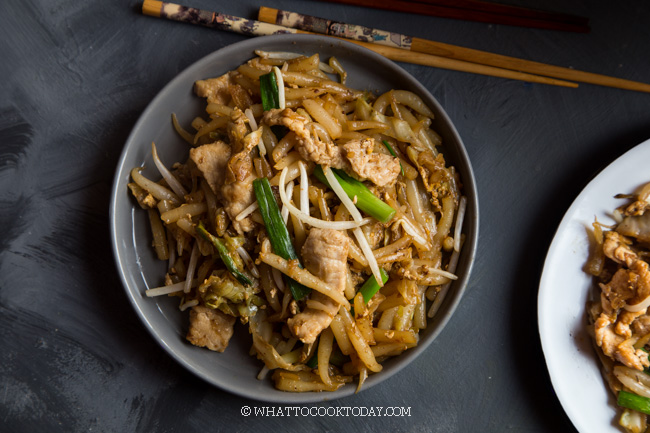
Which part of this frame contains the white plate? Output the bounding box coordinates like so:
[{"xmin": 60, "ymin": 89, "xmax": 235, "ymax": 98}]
[{"xmin": 539, "ymin": 138, "xmax": 650, "ymax": 432}]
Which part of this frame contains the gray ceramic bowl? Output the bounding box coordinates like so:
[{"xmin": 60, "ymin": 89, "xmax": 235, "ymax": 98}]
[{"xmin": 110, "ymin": 34, "xmax": 478, "ymax": 403}]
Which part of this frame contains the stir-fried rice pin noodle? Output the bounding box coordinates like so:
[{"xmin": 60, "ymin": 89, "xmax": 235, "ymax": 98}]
[{"xmin": 128, "ymin": 50, "xmax": 465, "ymax": 392}]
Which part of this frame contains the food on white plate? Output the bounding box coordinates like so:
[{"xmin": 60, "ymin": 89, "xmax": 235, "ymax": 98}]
[
  {"xmin": 128, "ymin": 50, "xmax": 466, "ymax": 392},
  {"xmin": 586, "ymin": 181, "xmax": 650, "ymax": 431}
]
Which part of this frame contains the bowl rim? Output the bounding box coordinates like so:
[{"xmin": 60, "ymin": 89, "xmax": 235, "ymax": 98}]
[{"xmin": 109, "ymin": 33, "xmax": 479, "ymax": 403}]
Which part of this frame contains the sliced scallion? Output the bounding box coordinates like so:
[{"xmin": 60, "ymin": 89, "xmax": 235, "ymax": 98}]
[
  {"xmin": 196, "ymin": 222, "xmax": 252, "ymax": 286},
  {"xmin": 260, "ymin": 71, "xmax": 280, "ymax": 112},
  {"xmin": 253, "ymin": 177, "xmax": 311, "ymax": 300},
  {"xmin": 359, "ymin": 268, "xmax": 389, "ymax": 303},
  {"xmin": 313, "ymin": 165, "xmax": 396, "ymax": 223},
  {"xmin": 306, "ymin": 353, "xmax": 319, "ymax": 369},
  {"xmin": 618, "ymin": 390, "xmax": 650, "ymax": 415}
]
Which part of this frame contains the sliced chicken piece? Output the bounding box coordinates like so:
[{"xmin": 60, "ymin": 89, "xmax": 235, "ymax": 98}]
[
  {"xmin": 416, "ymin": 150, "xmax": 459, "ymax": 210},
  {"xmin": 189, "ymin": 141, "xmax": 231, "ymax": 196},
  {"xmin": 287, "ymin": 228, "xmax": 349, "ymax": 344},
  {"xmin": 594, "ymin": 315, "xmax": 624, "ymax": 358},
  {"xmin": 186, "ymin": 305, "xmax": 236, "ymax": 352},
  {"xmin": 227, "ymin": 106, "xmax": 249, "ymax": 150},
  {"xmin": 220, "ymin": 115, "xmax": 261, "ymax": 234},
  {"xmin": 632, "ymin": 314, "xmax": 650, "ymax": 335},
  {"xmin": 615, "ymin": 338, "xmax": 650, "ymax": 370},
  {"xmin": 342, "ymin": 138, "xmax": 400, "ymax": 187},
  {"xmin": 602, "ymin": 231, "xmax": 638, "ymax": 267},
  {"xmin": 616, "ymin": 309, "xmax": 648, "ymax": 339},
  {"xmin": 263, "ymin": 109, "xmax": 402, "ymax": 189},
  {"xmin": 194, "ymin": 72, "xmax": 234, "ymax": 105},
  {"xmin": 263, "ymin": 108, "xmax": 347, "ymax": 169},
  {"xmin": 600, "ymin": 268, "xmax": 638, "ymax": 311},
  {"xmin": 628, "ymin": 259, "xmax": 650, "ymax": 306},
  {"xmin": 600, "ymin": 237, "xmax": 650, "ymax": 309},
  {"xmin": 593, "ymin": 231, "xmax": 650, "ymax": 370}
]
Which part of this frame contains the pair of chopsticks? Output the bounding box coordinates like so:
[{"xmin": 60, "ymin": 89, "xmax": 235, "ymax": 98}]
[
  {"xmin": 259, "ymin": 6, "xmax": 650, "ymax": 93},
  {"xmin": 315, "ymin": 0, "xmax": 590, "ymax": 33},
  {"xmin": 141, "ymin": 0, "xmax": 650, "ymax": 93}
]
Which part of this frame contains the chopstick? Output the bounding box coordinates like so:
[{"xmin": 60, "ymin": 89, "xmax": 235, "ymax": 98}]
[
  {"xmin": 407, "ymin": 0, "xmax": 589, "ymax": 27},
  {"xmin": 313, "ymin": 0, "xmax": 590, "ymax": 33},
  {"xmin": 141, "ymin": 0, "xmax": 578, "ymax": 88},
  {"xmin": 259, "ymin": 6, "xmax": 650, "ymax": 94}
]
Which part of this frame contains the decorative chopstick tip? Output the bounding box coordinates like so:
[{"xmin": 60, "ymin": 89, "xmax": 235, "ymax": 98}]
[{"xmin": 142, "ymin": 0, "xmax": 163, "ymax": 17}]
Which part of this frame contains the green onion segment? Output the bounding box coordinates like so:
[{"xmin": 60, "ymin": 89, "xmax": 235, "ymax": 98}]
[
  {"xmin": 260, "ymin": 71, "xmax": 280, "ymax": 111},
  {"xmin": 359, "ymin": 268, "xmax": 389, "ymax": 303},
  {"xmin": 196, "ymin": 222, "xmax": 253, "ymax": 286},
  {"xmin": 253, "ymin": 177, "xmax": 311, "ymax": 300},
  {"xmin": 618, "ymin": 391, "xmax": 650, "ymax": 415},
  {"xmin": 313, "ymin": 165, "xmax": 396, "ymax": 223}
]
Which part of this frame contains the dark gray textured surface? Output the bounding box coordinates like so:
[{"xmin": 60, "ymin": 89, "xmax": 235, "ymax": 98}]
[{"xmin": 2, "ymin": 0, "xmax": 649, "ymax": 431}]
